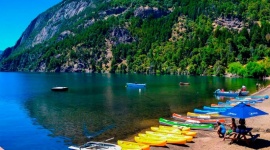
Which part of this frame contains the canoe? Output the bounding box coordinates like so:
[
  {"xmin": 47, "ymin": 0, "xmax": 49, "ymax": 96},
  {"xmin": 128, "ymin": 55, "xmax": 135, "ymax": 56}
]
[
  {"xmin": 229, "ymin": 98, "xmax": 264, "ymax": 103},
  {"xmin": 225, "ymin": 100, "xmax": 257, "ymax": 106},
  {"xmin": 239, "ymin": 95, "xmax": 269, "ymax": 99},
  {"xmin": 150, "ymin": 126, "xmax": 197, "ymax": 137},
  {"xmin": 214, "ymin": 89, "xmax": 239, "ymax": 97},
  {"xmin": 210, "ymin": 104, "xmax": 234, "ymax": 108},
  {"xmin": 235, "ymin": 96, "xmax": 264, "ymax": 101},
  {"xmin": 126, "ymin": 83, "xmax": 146, "ymax": 88},
  {"xmin": 203, "ymin": 106, "xmax": 230, "ymax": 111},
  {"xmin": 158, "ymin": 119, "xmax": 190, "ymax": 131},
  {"xmin": 68, "ymin": 141, "xmax": 121, "ymax": 150},
  {"xmin": 134, "ymin": 136, "xmax": 166, "ymax": 146},
  {"xmin": 193, "ymin": 108, "xmax": 223, "ymax": 114},
  {"xmin": 117, "ymin": 140, "xmax": 150, "ymax": 150},
  {"xmin": 179, "ymin": 82, "xmax": 190, "ymax": 85},
  {"xmin": 138, "ymin": 133, "xmax": 186, "ymax": 145},
  {"xmin": 51, "ymin": 87, "xmax": 68, "ymax": 91},
  {"xmin": 159, "ymin": 118, "xmax": 214, "ymax": 130},
  {"xmin": 158, "ymin": 125, "xmax": 190, "ymax": 131},
  {"xmin": 187, "ymin": 112, "xmax": 228, "ymax": 119},
  {"xmin": 172, "ymin": 113, "xmax": 225, "ymax": 124},
  {"xmin": 145, "ymin": 131, "xmax": 193, "ymax": 142}
]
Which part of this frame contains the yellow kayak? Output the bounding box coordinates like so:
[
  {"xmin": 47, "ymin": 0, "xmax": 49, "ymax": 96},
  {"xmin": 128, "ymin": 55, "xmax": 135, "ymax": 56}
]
[
  {"xmin": 134, "ymin": 136, "xmax": 167, "ymax": 146},
  {"xmin": 159, "ymin": 125, "xmax": 190, "ymax": 131},
  {"xmin": 151, "ymin": 126, "xmax": 197, "ymax": 137},
  {"xmin": 117, "ymin": 140, "xmax": 150, "ymax": 150},
  {"xmin": 138, "ymin": 133, "xmax": 186, "ymax": 145},
  {"xmin": 145, "ymin": 131, "xmax": 193, "ymax": 142}
]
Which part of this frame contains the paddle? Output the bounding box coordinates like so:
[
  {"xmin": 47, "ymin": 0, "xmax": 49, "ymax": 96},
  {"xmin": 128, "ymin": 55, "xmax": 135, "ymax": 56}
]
[{"xmin": 83, "ymin": 123, "xmax": 115, "ymax": 139}]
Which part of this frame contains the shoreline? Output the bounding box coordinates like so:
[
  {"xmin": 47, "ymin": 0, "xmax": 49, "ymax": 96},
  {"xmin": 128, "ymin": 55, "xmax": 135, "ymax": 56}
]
[{"xmin": 126, "ymin": 85, "xmax": 270, "ymax": 150}]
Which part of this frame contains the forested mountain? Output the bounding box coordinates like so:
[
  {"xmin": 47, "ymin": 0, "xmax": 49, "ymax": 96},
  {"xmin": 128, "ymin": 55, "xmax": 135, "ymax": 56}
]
[{"xmin": 0, "ymin": 0, "xmax": 270, "ymax": 78}]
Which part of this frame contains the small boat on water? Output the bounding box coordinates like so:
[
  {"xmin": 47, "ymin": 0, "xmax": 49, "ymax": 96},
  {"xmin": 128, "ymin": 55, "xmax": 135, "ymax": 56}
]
[
  {"xmin": 214, "ymin": 89, "xmax": 239, "ymax": 97},
  {"xmin": 68, "ymin": 141, "xmax": 121, "ymax": 150},
  {"xmin": 126, "ymin": 83, "xmax": 146, "ymax": 88},
  {"xmin": 179, "ymin": 82, "xmax": 190, "ymax": 85},
  {"xmin": 214, "ymin": 88, "xmax": 249, "ymax": 97},
  {"xmin": 51, "ymin": 87, "xmax": 68, "ymax": 91},
  {"xmin": 239, "ymin": 90, "xmax": 249, "ymax": 96}
]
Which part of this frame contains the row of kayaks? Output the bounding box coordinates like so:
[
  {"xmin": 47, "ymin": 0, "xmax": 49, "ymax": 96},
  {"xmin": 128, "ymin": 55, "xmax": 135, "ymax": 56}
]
[
  {"xmin": 120, "ymin": 125, "xmax": 196, "ymax": 149},
  {"xmin": 116, "ymin": 110, "xmax": 228, "ymax": 149},
  {"xmin": 191, "ymin": 95, "xmax": 269, "ymax": 116},
  {"xmin": 69, "ymin": 123, "xmax": 197, "ymax": 150},
  {"xmin": 69, "ymin": 113, "xmax": 221, "ymax": 149},
  {"xmin": 70, "ymin": 94, "xmax": 269, "ymax": 150},
  {"xmin": 68, "ymin": 112, "xmax": 214, "ymax": 150}
]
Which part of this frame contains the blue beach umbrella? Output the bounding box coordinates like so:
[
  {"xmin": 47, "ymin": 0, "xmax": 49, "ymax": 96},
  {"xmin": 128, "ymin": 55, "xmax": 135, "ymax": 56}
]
[{"xmin": 220, "ymin": 102, "xmax": 268, "ymax": 119}]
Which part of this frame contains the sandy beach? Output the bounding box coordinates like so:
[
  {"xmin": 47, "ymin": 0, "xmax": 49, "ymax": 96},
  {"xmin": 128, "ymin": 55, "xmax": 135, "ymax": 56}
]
[{"xmin": 148, "ymin": 86, "xmax": 270, "ymax": 150}]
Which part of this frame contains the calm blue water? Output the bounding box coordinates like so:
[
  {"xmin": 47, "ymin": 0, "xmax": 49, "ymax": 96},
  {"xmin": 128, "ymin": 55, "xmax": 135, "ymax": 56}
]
[{"xmin": 0, "ymin": 72, "xmax": 268, "ymax": 149}]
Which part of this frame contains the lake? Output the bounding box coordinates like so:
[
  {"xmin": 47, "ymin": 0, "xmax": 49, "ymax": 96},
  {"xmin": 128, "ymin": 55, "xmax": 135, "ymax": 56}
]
[{"xmin": 0, "ymin": 72, "xmax": 268, "ymax": 149}]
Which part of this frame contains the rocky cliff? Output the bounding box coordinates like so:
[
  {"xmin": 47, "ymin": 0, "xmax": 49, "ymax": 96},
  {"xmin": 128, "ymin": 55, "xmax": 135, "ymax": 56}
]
[{"xmin": 0, "ymin": 0, "xmax": 170, "ymax": 72}]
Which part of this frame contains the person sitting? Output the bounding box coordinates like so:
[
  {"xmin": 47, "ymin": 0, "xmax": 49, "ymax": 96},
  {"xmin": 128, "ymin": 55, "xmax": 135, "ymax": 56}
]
[
  {"xmin": 230, "ymin": 119, "xmax": 249, "ymax": 144},
  {"xmin": 237, "ymin": 119, "xmax": 246, "ymax": 131},
  {"xmin": 223, "ymin": 118, "xmax": 237, "ymax": 140},
  {"xmin": 217, "ymin": 121, "xmax": 226, "ymax": 138}
]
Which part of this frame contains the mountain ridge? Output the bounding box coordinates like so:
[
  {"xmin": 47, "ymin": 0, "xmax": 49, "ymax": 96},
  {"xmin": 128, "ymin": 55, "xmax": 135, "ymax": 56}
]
[{"xmin": 0, "ymin": 0, "xmax": 270, "ymax": 78}]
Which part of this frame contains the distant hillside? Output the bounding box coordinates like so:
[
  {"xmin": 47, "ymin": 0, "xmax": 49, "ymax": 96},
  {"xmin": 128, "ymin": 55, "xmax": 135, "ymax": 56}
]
[{"xmin": 0, "ymin": 0, "xmax": 270, "ymax": 78}]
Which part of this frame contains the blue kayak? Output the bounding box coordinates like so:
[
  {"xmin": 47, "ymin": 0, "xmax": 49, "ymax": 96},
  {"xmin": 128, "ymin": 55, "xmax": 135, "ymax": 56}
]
[
  {"xmin": 126, "ymin": 83, "xmax": 146, "ymax": 88},
  {"xmin": 203, "ymin": 106, "xmax": 229, "ymax": 111},
  {"xmin": 194, "ymin": 108, "xmax": 225, "ymax": 114}
]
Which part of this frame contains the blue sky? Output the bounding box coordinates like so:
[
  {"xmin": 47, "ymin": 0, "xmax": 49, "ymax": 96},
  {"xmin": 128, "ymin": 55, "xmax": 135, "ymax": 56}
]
[{"xmin": 0, "ymin": 0, "xmax": 62, "ymax": 50}]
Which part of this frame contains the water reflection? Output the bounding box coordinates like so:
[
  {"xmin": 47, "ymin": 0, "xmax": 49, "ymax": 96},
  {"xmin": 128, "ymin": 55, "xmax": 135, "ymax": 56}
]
[{"xmin": 1, "ymin": 73, "xmax": 267, "ymax": 148}]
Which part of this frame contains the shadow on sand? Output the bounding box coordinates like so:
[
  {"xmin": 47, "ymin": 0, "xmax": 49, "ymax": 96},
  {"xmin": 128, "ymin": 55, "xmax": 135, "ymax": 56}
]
[{"xmin": 236, "ymin": 139, "xmax": 270, "ymax": 149}]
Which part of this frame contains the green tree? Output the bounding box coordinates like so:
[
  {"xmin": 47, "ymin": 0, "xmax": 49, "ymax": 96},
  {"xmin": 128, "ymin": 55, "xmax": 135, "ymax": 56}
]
[
  {"xmin": 246, "ymin": 61, "xmax": 266, "ymax": 78},
  {"xmin": 227, "ymin": 62, "xmax": 243, "ymax": 76}
]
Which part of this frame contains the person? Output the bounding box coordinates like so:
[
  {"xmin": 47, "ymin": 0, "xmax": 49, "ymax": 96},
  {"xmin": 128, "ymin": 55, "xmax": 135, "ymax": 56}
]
[
  {"xmin": 217, "ymin": 121, "xmax": 226, "ymax": 138},
  {"xmin": 241, "ymin": 85, "xmax": 246, "ymax": 91},
  {"xmin": 223, "ymin": 118, "xmax": 237, "ymax": 140},
  {"xmin": 256, "ymin": 83, "xmax": 259, "ymax": 91},
  {"xmin": 237, "ymin": 119, "xmax": 246, "ymax": 131},
  {"xmin": 229, "ymin": 119, "xmax": 248, "ymax": 144}
]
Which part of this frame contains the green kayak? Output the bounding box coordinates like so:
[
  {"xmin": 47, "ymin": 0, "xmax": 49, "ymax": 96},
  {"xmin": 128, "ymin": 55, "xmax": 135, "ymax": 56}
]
[{"xmin": 159, "ymin": 118, "xmax": 214, "ymax": 130}]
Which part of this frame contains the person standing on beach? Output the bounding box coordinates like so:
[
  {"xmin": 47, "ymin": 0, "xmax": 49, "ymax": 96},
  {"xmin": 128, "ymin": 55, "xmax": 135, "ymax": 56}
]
[{"xmin": 256, "ymin": 83, "xmax": 259, "ymax": 91}]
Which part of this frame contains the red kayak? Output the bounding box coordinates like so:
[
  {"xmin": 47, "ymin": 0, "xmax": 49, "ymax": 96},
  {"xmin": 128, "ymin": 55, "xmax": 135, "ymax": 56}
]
[{"xmin": 172, "ymin": 113, "xmax": 225, "ymax": 124}]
